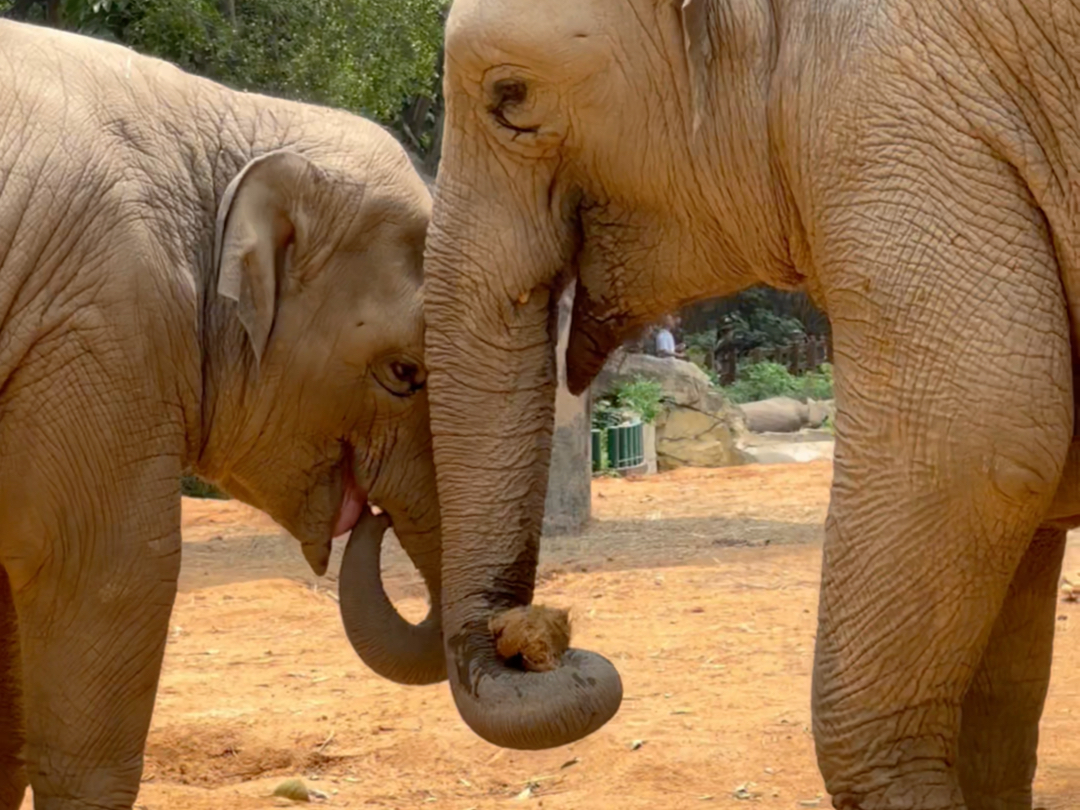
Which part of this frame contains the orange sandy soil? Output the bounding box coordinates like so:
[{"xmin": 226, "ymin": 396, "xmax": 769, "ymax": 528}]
[{"xmin": 22, "ymin": 461, "xmax": 1080, "ymax": 809}]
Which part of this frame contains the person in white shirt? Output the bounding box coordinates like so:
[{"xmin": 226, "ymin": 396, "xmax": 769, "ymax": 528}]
[
  {"xmin": 655, "ymin": 325, "xmax": 676, "ymax": 356},
  {"xmin": 654, "ymin": 314, "xmax": 682, "ymax": 358}
]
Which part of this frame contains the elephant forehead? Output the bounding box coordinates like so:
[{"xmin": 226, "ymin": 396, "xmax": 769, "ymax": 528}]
[{"xmin": 445, "ymin": 0, "xmax": 615, "ymax": 73}]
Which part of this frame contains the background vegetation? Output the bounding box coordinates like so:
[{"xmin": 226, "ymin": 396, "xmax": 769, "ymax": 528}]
[
  {"xmin": 722, "ymin": 361, "xmax": 833, "ymax": 405},
  {"xmin": 592, "ymin": 377, "xmax": 665, "ymax": 430},
  {"xmin": 180, "ymin": 473, "xmax": 228, "ymax": 499},
  {"xmin": 680, "ymin": 287, "xmax": 829, "ymax": 357}
]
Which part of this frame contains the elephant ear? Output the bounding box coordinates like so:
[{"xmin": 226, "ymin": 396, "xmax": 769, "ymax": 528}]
[
  {"xmin": 214, "ymin": 150, "xmax": 318, "ymax": 367},
  {"xmin": 678, "ymin": 0, "xmax": 717, "ymax": 135}
]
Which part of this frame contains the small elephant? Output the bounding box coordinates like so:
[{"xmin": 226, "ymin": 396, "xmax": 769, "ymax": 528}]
[
  {"xmin": 421, "ymin": 0, "xmax": 1080, "ymax": 806},
  {"xmin": 0, "ymin": 20, "xmax": 442, "ymax": 810},
  {"xmin": 739, "ymin": 396, "xmax": 832, "ymax": 433}
]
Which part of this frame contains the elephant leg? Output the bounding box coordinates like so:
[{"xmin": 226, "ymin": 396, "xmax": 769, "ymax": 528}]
[
  {"xmin": 0, "ymin": 566, "xmax": 27, "ymax": 810},
  {"xmin": 13, "ymin": 475, "xmax": 181, "ymax": 809},
  {"xmin": 957, "ymin": 525, "xmax": 1067, "ymax": 810},
  {"xmin": 809, "ymin": 143, "xmax": 1072, "ymax": 808}
]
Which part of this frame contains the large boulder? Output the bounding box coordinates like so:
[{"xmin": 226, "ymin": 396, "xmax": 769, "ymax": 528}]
[
  {"xmin": 593, "ymin": 350, "xmax": 717, "ymax": 409},
  {"xmin": 592, "ymin": 351, "xmax": 750, "ymax": 471},
  {"xmin": 738, "ymin": 396, "xmax": 835, "ymax": 433},
  {"xmin": 654, "ymin": 394, "xmax": 750, "ymax": 470}
]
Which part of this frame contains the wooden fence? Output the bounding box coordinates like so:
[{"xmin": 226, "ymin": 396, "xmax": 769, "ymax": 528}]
[{"xmin": 711, "ymin": 335, "xmax": 833, "ymax": 385}]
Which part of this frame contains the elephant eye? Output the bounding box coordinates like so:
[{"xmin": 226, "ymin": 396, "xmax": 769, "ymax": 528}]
[
  {"xmin": 392, "ymin": 361, "xmax": 421, "ymax": 386},
  {"xmin": 489, "ymin": 79, "xmax": 540, "ymax": 134},
  {"xmin": 374, "ymin": 357, "xmax": 427, "ymax": 398}
]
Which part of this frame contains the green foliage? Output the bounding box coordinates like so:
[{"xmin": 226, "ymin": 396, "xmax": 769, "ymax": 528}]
[
  {"xmin": 592, "ymin": 376, "xmax": 665, "ymax": 429},
  {"xmin": 683, "ymin": 305, "xmax": 805, "ymax": 382},
  {"xmin": 613, "ymin": 378, "xmax": 665, "ymax": 423},
  {"xmin": 590, "ymin": 398, "xmax": 623, "ymax": 431},
  {"xmin": 802, "ymin": 362, "xmax": 834, "ymax": 401},
  {"xmin": 8, "ymin": 0, "xmax": 448, "ymax": 137},
  {"xmin": 181, "ymin": 474, "xmax": 228, "ymax": 499},
  {"xmin": 723, "ymin": 361, "xmax": 834, "ymax": 404},
  {"xmin": 724, "ymin": 361, "xmax": 800, "ymax": 404},
  {"xmin": 719, "ymin": 310, "xmax": 805, "ymax": 353},
  {"xmin": 680, "ymin": 286, "xmax": 829, "ymax": 351},
  {"xmin": 682, "ymin": 330, "xmax": 718, "ymax": 353},
  {"xmin": 683, "ymin": 288, "xmax": 810, "ymax": 357},
  {"xmin": 681, "ymin": 330, "xmax": 715, "ymax": 372}
]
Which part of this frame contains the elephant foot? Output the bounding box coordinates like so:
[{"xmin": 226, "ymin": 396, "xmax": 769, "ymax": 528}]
[
  {"xmin": 32, "ymin": 800, "xmax": 133, "ymax": 810},
  {"xmin": 958, "ymin": 791, "xmax": 1032, "ymax": 810},
  {"xmin": 28, "ymin": 763, "xmax": 142, "ymax": 810},
  {"xmin": 829, "ymin": 778, "xmax": 966, "ymax": 810}
]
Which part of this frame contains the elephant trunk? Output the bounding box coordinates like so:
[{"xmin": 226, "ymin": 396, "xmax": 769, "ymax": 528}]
[
  {"xmin": 337, "ymin": 507, "xmax": 445, "ymax": 685},
  {"xmin": 424, "ymin": 199, "xmax": 623, "ymax": 749}
]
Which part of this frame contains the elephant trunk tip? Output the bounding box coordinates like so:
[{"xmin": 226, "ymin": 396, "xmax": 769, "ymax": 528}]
[{"xmin": 446, "ymin": 604, "xmax": 623, "ymax": 750}]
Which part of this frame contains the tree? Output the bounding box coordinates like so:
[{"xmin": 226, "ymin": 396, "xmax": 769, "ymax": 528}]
[
  {"xmin": 680, "ymin": 287, "xmax": 830, "ymax": 354},
  {"xmin": 395, "ymin": 4, "xmax": 446, "ymax": 177}
]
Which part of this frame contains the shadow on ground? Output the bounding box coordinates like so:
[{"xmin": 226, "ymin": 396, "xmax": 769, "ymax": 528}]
[{"xmin": 179, "ymin": 516, "xmax": 825, "ymax": 595}]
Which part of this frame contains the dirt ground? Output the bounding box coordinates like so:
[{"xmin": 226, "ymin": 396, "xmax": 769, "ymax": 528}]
[{"xmin": 22, "ymin": 460, "xmax": 1080, "ymax": 808}]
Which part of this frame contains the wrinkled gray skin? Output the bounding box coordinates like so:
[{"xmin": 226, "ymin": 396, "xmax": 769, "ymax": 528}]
[
  {"xmin": 423, "ymin": 0, "xmax": 1080, "ymax": 807},
  {"xmin": 739, "ymin": 397, "xmax": 831, "ymax": 433},
  {"xmin": 0, "ymin": 21, "xmax": 443, "ymax": 810}
]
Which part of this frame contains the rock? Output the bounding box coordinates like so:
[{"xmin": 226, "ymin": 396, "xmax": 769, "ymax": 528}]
[
  {"xmin": 593, "ymin": 351, "xmax": 750, "ymax": 471},
  {"xmin": 806, "ymin": 398, "xmax": 834, "ymax": 427},
  {"xmin": 592, "ymin": 350, "xmax": 717, "ymax": 409},
  {"xmin": 738, "ymin": 396, "xmax": 834, "ymax": 433},
  {"xmin": 655, "ymin": 405, "xmax": 749, "ymax": 470},
  {"xmin": 741, "ymin": 439, "xmax": 835, "ymax": 465},
  {"xmin": 273, "ymin": 779, "xmax": 311, "ymax": 802}
]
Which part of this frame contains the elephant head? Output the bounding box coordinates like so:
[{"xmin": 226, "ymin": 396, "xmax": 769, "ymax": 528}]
[
  {"xmin": 196, "ymin": 141, "xmax": 444, "ymax": 685},
  {"xmin": 424, "ymin": 0, "xmax": 800, "ymax": 746}
]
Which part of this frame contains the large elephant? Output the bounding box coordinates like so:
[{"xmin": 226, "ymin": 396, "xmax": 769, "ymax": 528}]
[
  {"xmin": 0, "ymin": 20, "xmax": 443, "ymax": 810},
  {"xmin": 423, "ymin": 0, "xmax": 1080, "ymax": 807}
]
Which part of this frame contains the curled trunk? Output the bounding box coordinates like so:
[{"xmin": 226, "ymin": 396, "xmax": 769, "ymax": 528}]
[
  {"xmin": 424, "ymin": 188, "xmax": 623, "ymax": 749},
  {"xmin": 337, "ymin": 508, "xmax": 445, "ymax": 685},
  {"xmin": 445, "ymin": 622, "xmax": 622, "ymax": 749}
]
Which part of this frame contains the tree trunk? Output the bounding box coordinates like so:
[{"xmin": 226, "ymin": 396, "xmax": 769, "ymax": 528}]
[{"xmin": 542, "ymin": 283, "xmax": 591, "ymax": 537}]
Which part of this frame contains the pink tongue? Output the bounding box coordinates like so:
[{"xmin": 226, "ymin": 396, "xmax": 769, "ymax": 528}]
[{"xmin": 333, "ymin": 485, "xmax": 367, "ymax": 538}]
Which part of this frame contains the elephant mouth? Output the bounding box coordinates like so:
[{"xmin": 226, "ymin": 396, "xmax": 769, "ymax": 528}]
[{"xmin": 332, "ymin": 443, "xmax": 368, "ymax": 538}]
